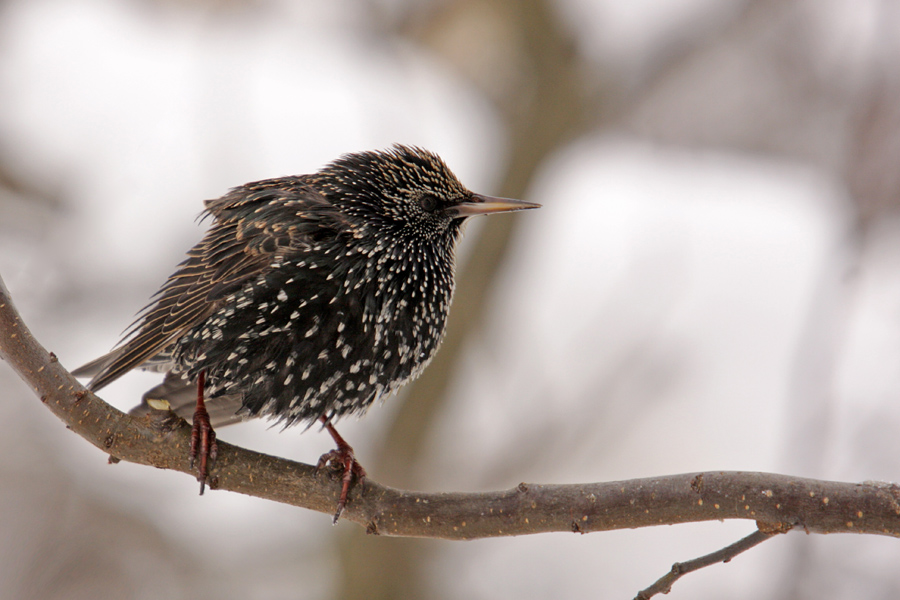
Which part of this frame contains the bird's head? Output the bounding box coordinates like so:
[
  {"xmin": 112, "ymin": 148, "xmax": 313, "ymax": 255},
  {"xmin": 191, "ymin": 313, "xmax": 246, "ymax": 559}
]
[{"xmin": 313, "ymin": 145, "xmax": 539, "ymax": 244}]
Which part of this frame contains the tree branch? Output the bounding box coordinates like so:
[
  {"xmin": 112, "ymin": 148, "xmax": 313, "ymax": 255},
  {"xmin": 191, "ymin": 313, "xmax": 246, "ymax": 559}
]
[
  {"xmin": 2, "ymin": 273, "xmax": 900, "ymax": 541},
  {"xmin": 635, "ymin": 526, "xmax": 782, "ymax": 599}
]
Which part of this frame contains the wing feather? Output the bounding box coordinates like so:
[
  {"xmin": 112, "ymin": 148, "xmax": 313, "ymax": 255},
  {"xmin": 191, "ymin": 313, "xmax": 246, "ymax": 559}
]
[{"xmin": 81, "ymin": 178, "xmax": 343, "ymax": 391}]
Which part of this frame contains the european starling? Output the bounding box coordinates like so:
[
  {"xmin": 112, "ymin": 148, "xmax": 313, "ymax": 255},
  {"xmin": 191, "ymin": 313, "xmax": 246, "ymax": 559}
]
[{"xmin": 74, "ymin": 145, "xmax": 539, "ymax": 520}]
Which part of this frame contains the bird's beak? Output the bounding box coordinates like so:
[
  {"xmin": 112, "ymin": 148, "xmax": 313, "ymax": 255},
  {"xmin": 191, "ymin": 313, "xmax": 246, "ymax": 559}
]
[{"xmin": 452, "ymin": 194, "xmax": 541, "ymax": 218}]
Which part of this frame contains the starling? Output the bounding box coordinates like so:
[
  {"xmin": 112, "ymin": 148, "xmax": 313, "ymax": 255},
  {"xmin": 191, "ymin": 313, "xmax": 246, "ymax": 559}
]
[{"xmin": 74, "ymin": 145, "xmax": 539, "ymax": 520}]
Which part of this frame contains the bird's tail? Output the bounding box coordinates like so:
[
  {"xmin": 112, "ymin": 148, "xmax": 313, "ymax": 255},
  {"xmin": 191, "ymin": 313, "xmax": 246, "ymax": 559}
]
[
  {"xmin": 132, "ymin": 371, "xmax": 245, "ymax": 427},
  {"xmin": 72, "ymin": 348, "xmax": 174, "ymax": 391},
  {"xmin": 71, "ymin": 349, "xmax": 124, "ymax": 383}
]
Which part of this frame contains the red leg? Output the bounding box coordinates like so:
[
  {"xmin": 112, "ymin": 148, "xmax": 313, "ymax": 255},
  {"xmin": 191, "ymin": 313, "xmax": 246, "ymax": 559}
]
[
  {"xmin": 189, "ymin": 370, "xmax": 217, "ymax": 494},
  {"xmin": 316, "ymin": 416, "xmax": 366, "ymax": 523}
]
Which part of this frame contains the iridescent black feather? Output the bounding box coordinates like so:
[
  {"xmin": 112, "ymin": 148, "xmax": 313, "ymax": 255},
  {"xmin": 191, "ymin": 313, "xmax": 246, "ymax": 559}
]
[{"xmin": 75, "ymin": 146, "xmax": 538, "ymax": 431}]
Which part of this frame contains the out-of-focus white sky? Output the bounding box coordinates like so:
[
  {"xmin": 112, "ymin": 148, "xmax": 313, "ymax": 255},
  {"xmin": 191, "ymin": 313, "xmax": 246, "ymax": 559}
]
[{"xmin": 2, "ymin": 0, "xmax": 900, "ymax": 599}]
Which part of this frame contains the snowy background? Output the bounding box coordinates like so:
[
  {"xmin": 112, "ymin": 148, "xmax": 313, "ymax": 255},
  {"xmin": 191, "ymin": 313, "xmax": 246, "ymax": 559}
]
[{"xmin": 2, "ymin": 0, "xmax": 900, "ymax": 598}]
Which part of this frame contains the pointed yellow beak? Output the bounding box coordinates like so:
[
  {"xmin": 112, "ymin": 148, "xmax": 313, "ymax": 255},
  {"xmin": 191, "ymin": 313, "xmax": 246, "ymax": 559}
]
[{"xmin": 453, "ymin": 193, "xmax": 541, "ymax": 218}]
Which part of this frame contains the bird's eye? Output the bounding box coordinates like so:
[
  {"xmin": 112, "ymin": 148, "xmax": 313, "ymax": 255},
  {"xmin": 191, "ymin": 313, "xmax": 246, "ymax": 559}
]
[{"xmin": 419, "ymin": 195, "xmax": 438, "ymax": 213}]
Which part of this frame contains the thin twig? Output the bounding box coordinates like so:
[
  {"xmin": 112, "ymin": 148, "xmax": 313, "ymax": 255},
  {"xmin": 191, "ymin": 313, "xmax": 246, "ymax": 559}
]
[{"xmin": 635, "ymin": 526, "xmax": 785, "ymax": 599}]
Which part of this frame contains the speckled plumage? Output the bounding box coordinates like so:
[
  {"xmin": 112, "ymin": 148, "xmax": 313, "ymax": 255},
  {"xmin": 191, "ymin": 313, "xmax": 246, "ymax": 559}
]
[{"xmin": 76, "ymin": 146, "xmax": 538, "ymax": 433}]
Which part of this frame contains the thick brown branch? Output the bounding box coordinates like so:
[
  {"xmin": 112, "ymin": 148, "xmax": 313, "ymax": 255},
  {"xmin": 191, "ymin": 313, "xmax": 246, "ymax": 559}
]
[{"xmin": 2, "ymin": 274, "xmax": 900, "ymax": 540}]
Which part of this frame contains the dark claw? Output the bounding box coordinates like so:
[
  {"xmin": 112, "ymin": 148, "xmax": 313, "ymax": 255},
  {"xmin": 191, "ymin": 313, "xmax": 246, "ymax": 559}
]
[
  {"xmin": 317, "ymin": 418, "xmax": 366, "ymax": 523},
  {"xmin": 190, "ymin": 407, "xmax": 217, "ymax": 494},
  {"xmin": 317, "ymin": 447, "xmax": 366, "ymax": 523}
]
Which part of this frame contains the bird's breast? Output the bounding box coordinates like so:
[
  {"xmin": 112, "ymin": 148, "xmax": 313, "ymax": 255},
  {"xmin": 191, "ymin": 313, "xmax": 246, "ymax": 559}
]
[{"xmin": 173, "ymin": 244, "xmax": 456, "ymax": 427}]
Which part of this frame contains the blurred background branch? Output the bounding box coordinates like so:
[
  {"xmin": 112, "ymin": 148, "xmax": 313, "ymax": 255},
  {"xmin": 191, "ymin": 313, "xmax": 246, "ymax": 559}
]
[{"xmin": 337, "ymin": 2, "xmax": 593, "ymax": 596}]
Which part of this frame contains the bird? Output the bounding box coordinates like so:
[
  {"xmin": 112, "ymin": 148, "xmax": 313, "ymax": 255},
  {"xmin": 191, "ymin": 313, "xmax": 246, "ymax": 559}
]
[{"xmin": 73, "ymin": 145, "xmax": 539, "ymax": 521}]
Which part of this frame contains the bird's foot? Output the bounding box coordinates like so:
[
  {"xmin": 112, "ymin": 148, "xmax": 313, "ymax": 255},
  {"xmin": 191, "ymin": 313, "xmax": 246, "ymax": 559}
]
[
  {"xmin": 190, "ymin": 406, "xmax": 217, "ymax": 494},
  {"xmin": 317, "ymin": 442, "xmax": 366, "ymax": 524},
  {"xmin": 189, "ymin": 373, "xmax": 217, "ymax": 494}
]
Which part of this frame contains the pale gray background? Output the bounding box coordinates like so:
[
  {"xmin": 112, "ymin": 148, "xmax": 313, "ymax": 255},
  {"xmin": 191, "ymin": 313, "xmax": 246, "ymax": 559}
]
[{"xmin": 2, "ymin": 1, "xmax": 900, "ymax": 598}]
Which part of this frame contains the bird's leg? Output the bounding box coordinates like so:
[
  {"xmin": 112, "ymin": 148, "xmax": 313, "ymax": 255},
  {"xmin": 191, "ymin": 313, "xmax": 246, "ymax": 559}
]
[
  {"xmin": 189, "ymin": 370, "xmax": 217, "ymax": 494},
  {"xmin": 316, "ymin": 416, "xmax": 366, "ymax": 523}
]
